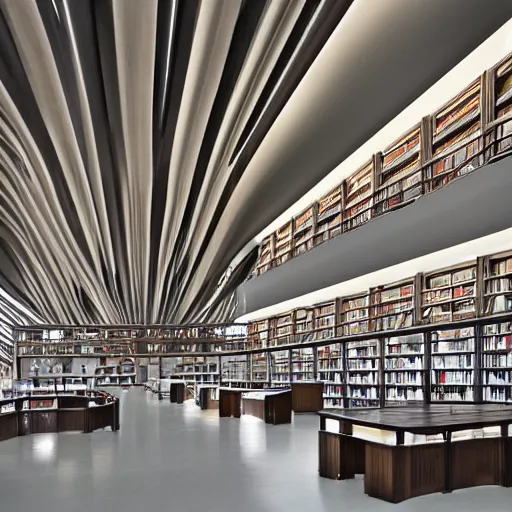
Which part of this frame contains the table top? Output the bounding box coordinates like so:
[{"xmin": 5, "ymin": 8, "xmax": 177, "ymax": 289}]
[{"xmin": 319, "ymin": 405, "xmax": 512, "ymax": 434}]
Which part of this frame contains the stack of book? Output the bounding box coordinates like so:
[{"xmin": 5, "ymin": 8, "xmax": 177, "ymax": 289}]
[
  {"xmin": 314, "ymin": 302, "xmax": 336, "ymax": 340},
  {"xmin": 483, "ymin": 252, "xmax": 512, "ymax": 315},
  {"xmin": 270, "ymin": 312, "xmax": 294, "ymax": 347},
  {"xmin": 341, "ymin": 293, "xmax": 370, "ymax": 336},
  {"xmin": 274, "ymin": 222, "xmax": 293, "ymax": 265},
  {"xmin": 270, "ymin": 351, "xmax": 290, "ymax": 384},
  {"xmin": 370, "ymin": 280, "xmax": 415, "ymax": 331},
  {"xmin": 292, "ymin": 347, "xmax": 314, "ymax": 382},
  {"xmin": 295, "ymin": 308, "xmax": 315, "ymax": 343}
]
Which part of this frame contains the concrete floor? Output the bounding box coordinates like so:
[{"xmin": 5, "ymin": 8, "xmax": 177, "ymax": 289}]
[{"xmin": 0, "ymin": 389, "xmax": 511, "ymax": 512}]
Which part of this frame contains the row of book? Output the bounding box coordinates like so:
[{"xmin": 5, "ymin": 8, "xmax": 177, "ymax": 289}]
[
  {"xmin": 247, "ymin": 250, "xmax": 512, "ymax": 350},
  {"xmin": 254, "ymin": 52, "xmax": 512, "ymax": 276},
  {"xmin": 222, "ymin": 323, "xmax": 512, "ymax": 408}
]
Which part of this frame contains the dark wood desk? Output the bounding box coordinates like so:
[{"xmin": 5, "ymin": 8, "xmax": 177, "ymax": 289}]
[
  {"xmin": 198, "ymin": 385, "xmax": 219, "ymax": 410},
  {"xmin": 168, "ymin": 380, "xmax": 185, "ymax": 404},
  {"xmin": 291, "ymin": 382, "xmax": 323, "ymax": 412},
  {"xmin": 318, "ymin": 405, "xmax": 512, "ymax": 503},
  {"xmin": 219, "ymin": 387, "xmax": 292, "ymax": 424},
  {"xmin": 242, "ymin": 390, "xmax": 292, "ymax": 425}
]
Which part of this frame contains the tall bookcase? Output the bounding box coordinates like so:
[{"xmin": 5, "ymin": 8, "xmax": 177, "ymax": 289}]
[
  {"xmin": 293, "ymin": 206, "xmax": 315, "ymax": 257},
  {"xmin": 421, "ymin": 262, "xmax": 478, "ymax": 324},
  {"xmin": 482, "ymin": 251, "xmax": 512, "ymax": 315},
  {"xmin": 384, "ymin": 334, "xmax": 424, "ymax": 405},
  {"xmin": 375, "ymin": 125, "xmax": 422, "ymax": 215},
  {"xmin": 426, "ymin": 78, "xmax": 483, "ymax": 192},
  {"xmin": 430, "ymin": 327, "xmax": 476, "ymax": 402},
  {"xmin": 314, "ymin": 186, "xmax": 342, "ymax": 246},
  {"xmin": 317, "ymin": 343, "xmax": 344, "ymax": 408},
  {"xmin": 346, "ymin": 339, "xmax": 380, "ymax": 408},
  {"xmin": 340, "ymin": 293, "xmax": 370, "ymax": 336}
]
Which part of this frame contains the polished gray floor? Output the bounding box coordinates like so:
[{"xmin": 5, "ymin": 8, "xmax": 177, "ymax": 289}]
[{"xmin": 0, "ymin": 389, "xmax": 511, "ymax": 512}]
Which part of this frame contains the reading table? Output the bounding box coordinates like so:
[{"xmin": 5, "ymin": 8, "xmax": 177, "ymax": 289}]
[{"xmin": 318, "ymin": 405, "xmax": 512, "ymax": 503}]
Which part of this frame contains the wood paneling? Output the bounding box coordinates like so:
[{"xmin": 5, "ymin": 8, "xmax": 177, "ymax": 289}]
[
  {"xmin": 365, "ymin": 442, "xmax": 444, "ymax": 503},
  {"xmin": 291, "ymin": 383, "xmax": 323, "ymax": 412},
  {"xmin": 31, "ymin": 410, "xmax": 58, "ymax": 434},
  {"xmin": 0, "ymin": 413, "xmax": 18, "ymax": 442},
  {"xmin": 318, "ymin": 431, "xmax": 365, "ymax": 480},
  {"xmin": 452, "ymin": 438, "xmax": 503, "ymax": 490},
  {"xmin": 219, "ymin": 389, "xmax": 241, "ymax": 418},
  {"xmin": 58, "ymin": 409, "xmax": 86, "ymax": 432}
]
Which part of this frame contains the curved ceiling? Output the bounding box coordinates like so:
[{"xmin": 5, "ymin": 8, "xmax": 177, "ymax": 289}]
[{"xmin": 0, "ymin": 0, "xmax": 511, "ymax": 360}]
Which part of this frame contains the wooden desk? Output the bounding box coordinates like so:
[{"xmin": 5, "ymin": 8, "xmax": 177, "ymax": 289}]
[
  {"xmin": 198, "ymin": 385, "xmax": 219, "ymax": 410},
  {"xmin": 242, "ymin": 390, "xmax": 292, "ymax": 425},
  {"xmin": 318, "ymin": 405, "xmax": 512, "ymax": 503},
  {"xmin": 168, "ymin": 380, "xmax": 185, "ymax": 404},
  {"xmin": 291, "ymin": 382, "xmax": 323, "ymax": 412},
  {"xmin": 219, "ymin": 387, "xmax": 292, "ymax": 424}
]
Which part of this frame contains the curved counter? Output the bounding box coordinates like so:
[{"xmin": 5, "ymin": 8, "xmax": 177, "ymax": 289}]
[{"xmin": 0, "ymin": 390, "xmax": 119, "ymax": 442}]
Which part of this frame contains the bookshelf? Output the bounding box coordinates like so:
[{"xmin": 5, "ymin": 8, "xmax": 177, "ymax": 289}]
[
  {"xmin": 317, "ymin": 343, "xmax": 344, "ymax": 408},
  {"xmin": 314, "ymin": 186, "xmax": 342, "ymax": 246},
  {"xmin": 313, "ymin": 301, "xmax": 336, "ymax": 341},
  {"xmin": 94, "ymin": 362, "xmax": 136, "ymax": 387},
  {"xmin": 483, "ymin": 251, "xmax": 512, "ymax": 315},
  {"xmin": 343, "ymin": 161, "xmax": 373, "ymax": 232},
  {"xmin": 291, "ymin": 347, "xmax": 315, "ymax": 382},
  {"xmin": 221, "ymin": 356, "xmax": 248, "ymax": 383},
  {"xmin": 375, "ymin": 126, "xmax": 422, "ymax": 215},
  {"xmin": 369, "ymin": 278, "xmax": 416, "ymax": 332},
  {"xmin": 295, "ymin": 307, "xmax": 315, "ymax": 343},
  {"xmin": 490, "ymin": 54, "xmax": 512, "ymax": 160},
  {"xmin": 427, "ymin": 79, "xmax": 483, "ymax": 192},
  {"xmin": 293, "ymin": 206, "xmax": 315, "ymax": 257},
  {"xmin": 248, "ymin": 319, "xmax": 269, "ymax": 350},
  {"xmin": 248, "ymin": 51, "xmax": 512, "ymax": 278},
  {"xmin": 384, "ymin": 334, "xmax": 424, "ymax": 404},
  {"xmin": 340, "ymin": 292, "xmax": 370, "ymax": 336},
  {"xmin": 481, "ymin": 321, "xmax": 512, "ymax": 402},
  {"xmin": 346, "ymin": 339, "xmax": 380, "ymax": 408},
  {"xmin": 274, "ymin": 221, "xmax": 293, "ymax": 265},
  {"xmin": 430, "ymin": 327, "xmax": 475, "ymax": 402},
  {"xmin": 270, "ymin": 311, "xmax": 294, "ymax": 347},
  {"xmin": 254, "ymin": 235, "xmax": 274, "ymax": 276},
  {"xmin": 421, "ymin": 262, "xmax": 478, "ymax": 324},
  {"xmin": 250, "ymin": 352, "xmax": 268, "ymax": 382},
  {"xmin": 171, "ymin": 356, "xmax": 219, "ymax": 385},
  {"xmin": 270, "ymin": 350, "xmax": 291, "ymax": 384}
]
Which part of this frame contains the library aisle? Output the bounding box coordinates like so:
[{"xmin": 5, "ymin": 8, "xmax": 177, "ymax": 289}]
[{"xmin": 0, "ymin": 390, "xmax": 510, "ymax": 512}]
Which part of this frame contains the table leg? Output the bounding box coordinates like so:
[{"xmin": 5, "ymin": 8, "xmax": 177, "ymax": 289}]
[{"xmin": 443, "ymin": 431, "xmax": 452, "ymax": 494}]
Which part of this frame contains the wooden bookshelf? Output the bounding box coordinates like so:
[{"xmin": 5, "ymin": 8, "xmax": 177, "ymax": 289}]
[
  {"xmin": 430, "ymin": 326, "xmax": 475, "ymax": 402},
  {"xmin": 481, "ymin": 320, "xmax": 512, "ymax": 403},
  {"xmin": 482, "ymin": 250, "xmax": 512, "ymax": 316},
  {"xmin": 317, "ymin": 343, "xmax": 344, "ymax": 408},
  {"xmin": 384, "ymin": 334, "xmax": 424, "ymax": 405},
  {"xmin": 254, "ymin": 235, "xmax": 274, "ymax": 276},
  {"xmin": 293, "ymin": 206, "xmax": 315, "ymax": 257},
  {"xmin": 247, "ymin": 319, "xmax": 269, "ymax": 350},
  {"xmin": 250, "ymin": 352, "xmax": 268, "ymax": 382},
  {"xmin": 221, "ymin": 356, "xmax": 248, "ymax": 383},
  {"xmin": 427, "ymin": 78, "xmax": 483, "ymax": 192},
  {"xmin": 269, "ymin": 311, "xmax": 294, "ymax": 347},
  {"xmin": 295, "ymin": 307, "xmax": 315, "ymax": 343},
  {"xmin": 291, "ymin": 347, "xmax": 314, "ymax": 382},
  {"xmin": 488, "ymin": 53, "xmax": 512, "ymax": 160},
  {"xmin": 346, "ymin": 339, "xmax": 380, "ymax": 408},
  {"xmin": 340, "ymin": 292, "xmax": 370, "ymax": 336},
  {"xmin": 343, "ymin": 160, "xmax": 373, "ymax": 232},
  {"xmin": 369, "ymin": 277, "xmax": 417, "ymax": 332},
  {"xmin": 171, "ymin": 356, "xmax": 219, "ymax": 386},
  {"xmin": 274, "ymin": 221, "xmax": 293, "ymax": 265},
  {"xmin": 270, "ymin": 350, "xmax": 290, "ymax": 385},
  {"xmin": 313, "ymin": 301, "xmax": 336, "ymax": 341},
  {"xmin": 421, "ymin": 262, "xmax": 478, "ymax": 324},
  {"xmin": 314, "ymin": 186, "xmax": 342, "ymax": 246},
  {"xmin": 375, "ymin": 125, "xmax": 422, "ymax": 215}
]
